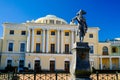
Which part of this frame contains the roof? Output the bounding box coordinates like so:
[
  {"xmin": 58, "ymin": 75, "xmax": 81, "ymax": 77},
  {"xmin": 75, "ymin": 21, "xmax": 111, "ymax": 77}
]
[{"xmin": 35, "ymin": 15, "xmax": 68, "ymax": 25}]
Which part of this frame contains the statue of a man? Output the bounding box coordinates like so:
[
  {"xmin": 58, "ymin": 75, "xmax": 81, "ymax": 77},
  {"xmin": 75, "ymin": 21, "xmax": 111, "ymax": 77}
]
[{"xmin": 72, "ymin": 10, "xmax": 88, "ymax": 42}]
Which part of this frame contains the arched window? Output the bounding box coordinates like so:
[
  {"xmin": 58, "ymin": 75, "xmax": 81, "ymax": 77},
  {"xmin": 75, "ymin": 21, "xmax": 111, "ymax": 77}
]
[{"xmin": 102, "ymin": 46, "xmax": 108, "ymax": 55}]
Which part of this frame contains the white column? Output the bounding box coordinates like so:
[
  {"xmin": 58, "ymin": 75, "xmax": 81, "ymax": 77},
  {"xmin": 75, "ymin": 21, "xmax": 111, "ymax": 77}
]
[
  {"xmin": 42, "ymin": 29, "xmax": 45, "ymax": 53},
  {"xmin": 61, "ymin": 30, "xmax": 64, "ymax": 53},
  {"xmin": 100, "ymin": 57, "xmax": 103, "ymax": 69},
  {"xmin": 110, "ymin": 57, "xmax": 112, "ymax": 70},
  {"xmin": 31, "ymin": 29, "xmax": 34, "ymax": 52},
  {"xmin": 46, "ymin": 30, "xmax": 49, "ymax": 53},
  {"xmin": 57, "ymin": 30, "xmax": 60, "ymax": 53},
  {"xmin": 71, "ymin": 31, "xmax": 74, "ymax": 49},
  {"xmin": 27, "ymin": 29, "xmax": 30, "ymax": 52}
]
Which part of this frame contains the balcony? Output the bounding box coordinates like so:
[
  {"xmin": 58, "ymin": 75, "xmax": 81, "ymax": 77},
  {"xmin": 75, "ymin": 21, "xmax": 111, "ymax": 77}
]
[{"xmin": 110, "ymin": 53, "xmax": 120, "ymax": 56}]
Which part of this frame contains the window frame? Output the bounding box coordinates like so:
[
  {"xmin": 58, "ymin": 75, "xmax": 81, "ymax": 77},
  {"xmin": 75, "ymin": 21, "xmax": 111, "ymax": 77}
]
[
  {"xmin": 89, "ymin": 34, "xmax": 93, "ymax": 38},
  {"xmin": 9, "ymin": 30, "xmax": 14, "ymax": 35},
  {"xmin": 65, "ymin": 44, "xmax": 69, "ymax": 53},
  {"xmin": 36, "ymin": 30, "xmax": 41, "ymax": 35},
  {"xmin": 20, "ymin": 42, "xmax": 26, "ymax": 52},
  {"xmin": 51, "ymin": 31, "xmax": 55, "ymax": 36},
  {"xmin": 89, "ymin": 45, "xmax": 94, "ymax": 54},
  {"xmin": 65, "ymin": 32, "xmax": 69, "ymax": 36},
  {"xmin": 36, "ymin": 43, "xmax": 41, "ymax": 53},
  {"xmin": 21, "ymin": 31, "xmax": 26, "ymax": 35},
  {"xmin": 8, "ymin": 41, "xmax": 14, "ymax": 52}
]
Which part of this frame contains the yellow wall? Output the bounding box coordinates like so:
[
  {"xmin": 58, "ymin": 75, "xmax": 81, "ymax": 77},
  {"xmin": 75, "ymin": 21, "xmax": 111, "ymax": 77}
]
[
  {"xmin": 98, "ymin": 43, "xmax": 111, "ymax": 55},
  {"xmin": 2, "ymin": 27, "xmax": 27, "ymax": 52},
  {"xmin": 25, "ymin": 54, "xmax": 72, "ymax": 70},
  {"xmin": 0, "ymin": 39, "xmax": 3, "ymax": 52}
]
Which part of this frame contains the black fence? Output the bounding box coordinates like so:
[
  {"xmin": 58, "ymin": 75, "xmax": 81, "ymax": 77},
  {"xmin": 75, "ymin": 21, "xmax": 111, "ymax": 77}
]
[
  {"xmin": 0, "ymin": 71, "xmax": 120, "ymax": 80},
  {"xmin": 0, "ymin": 72, "xmax": 70, "ymax": 80}
]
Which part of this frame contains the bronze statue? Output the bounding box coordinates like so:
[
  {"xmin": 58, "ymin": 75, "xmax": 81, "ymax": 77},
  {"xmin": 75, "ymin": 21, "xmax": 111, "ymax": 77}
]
[{"xmin": 72, "ymin": 9, "xmax": 88, "ymax": 42}]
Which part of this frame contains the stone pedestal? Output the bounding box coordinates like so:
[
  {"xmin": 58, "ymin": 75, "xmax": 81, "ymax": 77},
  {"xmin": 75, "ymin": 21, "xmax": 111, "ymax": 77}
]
[{"xmin": 70, "ymin": 42, "xmax": 91, "ymax": 80}]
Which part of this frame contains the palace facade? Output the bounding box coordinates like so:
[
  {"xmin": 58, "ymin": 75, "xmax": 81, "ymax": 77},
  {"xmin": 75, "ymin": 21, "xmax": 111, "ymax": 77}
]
[{"xmin": 0, "ymin": 15, "xmax": 119, "ymax": 72}]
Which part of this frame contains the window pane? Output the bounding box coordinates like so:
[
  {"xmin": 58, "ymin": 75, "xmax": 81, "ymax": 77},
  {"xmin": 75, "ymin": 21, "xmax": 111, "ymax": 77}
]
[
  {"xmin": 20, "ymin": 43, "xmax": 25, "ymax": 52},
  {"xmin": 8, "ymin": 43, "xmax": 13, "ymax": 51},
  {"xmin": 89, "ymin": 34, "xmax": 93, "ymax": 38},
  {"xmin": 65, "ymin": 44, "xmax": 69, "ymax": 53},
  {"xmin": 50, "ymin": 20, "xmax": 54, "ymax": 24},
  {"xmin": 37, "ymin": 30, "xmax": 41, "ymax": 35},
  {"xmin": 19, "ymin": 60, "xmax": 24, "ymax": 68},
  {"xmin": 21, "ymin": 31, "xmax": 26, "ymax": 35},
  {"xmin": 90, "ymin": 46, "xmax": 94, "ymax": 54},
  {"xmin": 51, "ymin": 44, "xmax": 55, "ymax": 53},
  {"xmin": 65, "ymin": 61, "xmax": 70, "ymax": 72},
  {"xmin": 36, "ymin": 43, "xmax": 40, "ymax": 52},
  {"xmin": 9, "ymin": 30, "xmax": 14, "ymax": 35},
  {"xmin": 65, "ymin": 32, "xmax": 69, "ymax": 36},
  {"xmin": 51, "ymin": 31, "xmax": 55, "ymax": 35},
  {"xmin": 50, "ymin": 61, "xmax": 55, "ymax": 72},
  {"xmin": 7, "ymin": 60, "xmax": 12, "ymax": 66}
]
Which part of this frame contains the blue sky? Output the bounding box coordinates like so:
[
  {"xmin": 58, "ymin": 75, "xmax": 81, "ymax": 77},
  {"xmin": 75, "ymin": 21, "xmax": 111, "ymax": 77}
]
[{"xmin": 0, "ymin": 0, "xmax": 120, "ymax": 41}]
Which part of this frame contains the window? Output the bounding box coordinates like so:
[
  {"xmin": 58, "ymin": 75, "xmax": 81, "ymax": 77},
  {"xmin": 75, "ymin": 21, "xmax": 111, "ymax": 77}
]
[
  {"xmin": 51, "ymin": 31, "xmax": 55, "ymax": 35},
  {"xmin": 20, "ymin": 43, "xmax": 25, "ymax": 52},
  {"xmin": 9, "ymin": 30, "xmax": 14, "ymax": 35},
  {"xmin": 21, "ymin": 31, "xmax": 26, "ymax": 35},
  {"xmin": 28, "ymin": 63, "xmax": 31, "ymax": 68},
  {"xmin": 65, "ymin": 32, "xmax": 69, "ymax": 36},
  {"xmin": 51, "ymin": 44, "xmax": 55, "ymax": 53},
  {"xmin": 50, "ymin": 60, "xmax": 55, "ymax": 72},
  {"xmin": 103, "ymin": 46, "xmax": 108, "ymax": 55},
  {"xmin": 89, "ymin": 34, "xmax": 93, "ymax": 38},
  {"xmin": 89, "ymin": 45, "xmax": 94, "ymax": 54},
  {"xmin": 112, "ymin": 47, "xmax": 117, "ymax": 53},
  {"xmin": 34, "ymin": 60, "xmax": 41, "ymax": 72},
  {"xmin": 19, "ymin": 60, "xmax": 24, "ymax": 68},
  {"xmin": 50, "ymin": 20, "xmax": 54, "ymax": 24},
  {"xmin": 8, "ymin": 42, "xmax": 13, "ymax": 51},
  {"xmin": 7, "ymin": 60, "xmax": 12, "ymax": 66},
  {"xmin": 36, "ymin": 43, "xmax": 40, "ymax": 52},
  {"xmin": 64, "ymin": 61, "xmax": 70, "ymax": 72},
  {"xmin": 56, "ymin": 20, "xmax": 61, "ymax": 24},
  {"xmin": 65, "ymin": 44, "xmax": 69, "ymax": 53},
  {"xmin": 37, "ymin": 30, "xmax": 41, "ymax": 35}
]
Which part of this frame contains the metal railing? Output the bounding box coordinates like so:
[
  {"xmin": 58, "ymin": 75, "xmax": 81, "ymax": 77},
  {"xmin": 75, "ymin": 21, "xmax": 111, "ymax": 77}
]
[
  {"xmin": 1, "ymin": 72, "xmax": 120, "ymax": 80},
  {"xmin": 0, "ymin": 72, "xmax": 70, "ymax": 80}
]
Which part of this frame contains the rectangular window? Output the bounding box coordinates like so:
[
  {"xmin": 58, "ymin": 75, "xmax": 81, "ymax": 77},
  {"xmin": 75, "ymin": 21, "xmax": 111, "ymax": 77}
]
[
  {"xmin": 65, "ymin": 44, "xmax": 69, "ymax": 53},
  {"xmin": 51, "ymin": 31, "xmax": 55, "ymax": 35},
  {"xmin": 89, "ymin": 34, "xmax": 93, "ymax": 38},
  {"xmin": 50, "ymin": 20, "xmax": 54, "ymax": 24},
  {"xmin": 51, "ymin": 44, "xmax": 55, "ymax": 53},
  {"xmin": 34, "ymin": 60, "xmax": 40, "ymax": 72},
  {"xmin": 56, "ymin": 20, "xmax": 61, "ymax": 24},
  {"xmin": 21, "ymin": 31, "xmax": 26, "ymax": 35},
  {"xmin": 20, "ymin": 43, "xmax": 25, "ymax": 52},
  {"xmin": 9, "ymin": 30, "xmax": 14, "ymax": 35},
  {"xmin": 7, "ymin": 60, "xmax": 12, "ymax": 66},
  {"xmin": 36, "ymin": 43, "xmax": 40, "ymax": 52},
  {"xmin": 19, "ymin": 60, "xmax": 24, "ymax": 68},
  {"xmin": 37, "ymin": 30, "xmax": 41, "ymax": 35},
  {"xmin": 90, "ymin": 45, "xmax": 94, "ymax": 54},
  {"xmin": 65, "ymin": 32, "xmax": 69, "ymax": 36},
  {"xmin": 65, "ymin": 61, "xmax": 70, "ymax": 72},
  {"xmin": 50, "ymin": 61, "xmax": 55, "ymax": 72},
  {"xmin": 8, "ymin": 42, "xmax": 13, "ymax": 51}
]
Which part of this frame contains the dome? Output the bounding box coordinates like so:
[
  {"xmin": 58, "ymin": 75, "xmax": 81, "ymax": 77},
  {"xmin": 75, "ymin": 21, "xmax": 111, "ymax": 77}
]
[{"xmin": 35, "ymin": 15, "xmax": 67, "ymax": 25}]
